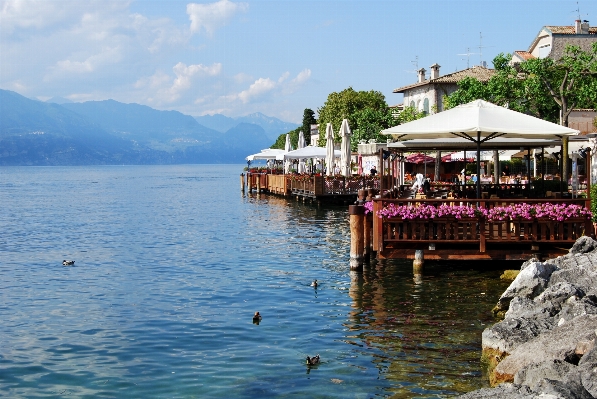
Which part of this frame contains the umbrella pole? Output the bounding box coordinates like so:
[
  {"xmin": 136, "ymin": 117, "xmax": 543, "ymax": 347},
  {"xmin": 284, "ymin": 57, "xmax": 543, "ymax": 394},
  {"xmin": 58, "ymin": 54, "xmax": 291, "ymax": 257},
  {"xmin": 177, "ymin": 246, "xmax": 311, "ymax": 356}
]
[{"xmin": 476, "ymin": 132, "xmax": 481, "ymax": 199}]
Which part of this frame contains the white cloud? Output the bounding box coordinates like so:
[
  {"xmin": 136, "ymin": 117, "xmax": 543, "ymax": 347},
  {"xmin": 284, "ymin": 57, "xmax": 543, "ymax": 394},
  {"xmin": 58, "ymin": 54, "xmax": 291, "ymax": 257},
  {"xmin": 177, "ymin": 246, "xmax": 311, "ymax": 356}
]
[
  {"xmin": 226, "ymin": 69, "xmax": 312, "ymax": 104},
  {"xmin": 187, "ymin": 0, "xmax": 248, "ymax": 35},
  {"xmin": 54, "ymin": 46, "xmax": 122, "ymax": 74}
]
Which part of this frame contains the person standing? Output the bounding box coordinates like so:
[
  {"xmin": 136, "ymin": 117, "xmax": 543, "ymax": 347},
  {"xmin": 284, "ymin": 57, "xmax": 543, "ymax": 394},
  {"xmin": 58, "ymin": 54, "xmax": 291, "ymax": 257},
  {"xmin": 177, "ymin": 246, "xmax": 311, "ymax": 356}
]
[{"xmin": 502, "ymin": 165, "xmax": 510, "ymax": 176}]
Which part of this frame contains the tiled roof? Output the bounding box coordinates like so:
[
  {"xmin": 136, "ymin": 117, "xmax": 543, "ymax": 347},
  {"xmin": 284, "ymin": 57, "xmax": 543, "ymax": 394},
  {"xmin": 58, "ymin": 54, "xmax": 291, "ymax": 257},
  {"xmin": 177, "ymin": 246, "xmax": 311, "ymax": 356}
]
[
  {"xmin": 545, "ymin": 26, "xmax": 597, "ymax": 34},
  {"xmin": 393, "ymin": 66, "xmax": 496, "ymax": 93},
  {"xmin": 513, "ymin": 50, "xmax": 535, "ymax": 60}
]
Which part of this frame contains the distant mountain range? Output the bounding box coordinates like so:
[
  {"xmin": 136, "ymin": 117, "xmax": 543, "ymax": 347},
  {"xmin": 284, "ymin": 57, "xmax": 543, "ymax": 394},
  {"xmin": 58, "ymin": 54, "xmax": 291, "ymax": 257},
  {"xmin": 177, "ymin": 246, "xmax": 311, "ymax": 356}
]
[{"xmin": 0, "ymin": 89, "xmax": 299, "ymax": 166}]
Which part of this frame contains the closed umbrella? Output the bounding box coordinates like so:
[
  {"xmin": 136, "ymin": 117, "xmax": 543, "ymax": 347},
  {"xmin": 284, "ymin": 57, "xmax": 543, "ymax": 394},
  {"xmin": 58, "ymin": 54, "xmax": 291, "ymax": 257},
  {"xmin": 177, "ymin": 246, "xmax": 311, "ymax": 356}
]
[
  {"xmin": 297, "ymin": 131, "xmax": 306, "ymax": 174},
  {"xmin": 325, "ymin": 123, "xmax": 335, "ymax": 176},
  {"xmin": 339, "ymin": 119, "xmax": 352, "ymax": 177},
  {"xmin": 284, "ymin": 134, "xmax": 292, "ymax": 174}
]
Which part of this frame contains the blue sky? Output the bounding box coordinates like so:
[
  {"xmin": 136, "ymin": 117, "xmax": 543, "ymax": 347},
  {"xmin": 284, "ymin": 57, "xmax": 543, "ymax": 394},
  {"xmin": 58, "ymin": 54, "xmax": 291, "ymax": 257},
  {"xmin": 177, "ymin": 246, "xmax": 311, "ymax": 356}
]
[{"xmin": 1, "ymin": 0, "xmax": 594, "ymax": 123}]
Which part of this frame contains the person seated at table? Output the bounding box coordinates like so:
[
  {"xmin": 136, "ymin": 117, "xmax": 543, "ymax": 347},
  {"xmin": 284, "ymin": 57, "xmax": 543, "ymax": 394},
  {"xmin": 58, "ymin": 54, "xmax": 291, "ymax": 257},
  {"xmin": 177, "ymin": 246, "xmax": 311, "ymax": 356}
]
[
  {"xmin": 369, "ymin": 166, "xmax": 377, "ymax": 176},
  {"xmin": 423, "ymin": 179, "xmax": 431, "ymax": 193},
  {"xmin": 412, "ymin": 173, "xmax": 425, "ymax": 192}
]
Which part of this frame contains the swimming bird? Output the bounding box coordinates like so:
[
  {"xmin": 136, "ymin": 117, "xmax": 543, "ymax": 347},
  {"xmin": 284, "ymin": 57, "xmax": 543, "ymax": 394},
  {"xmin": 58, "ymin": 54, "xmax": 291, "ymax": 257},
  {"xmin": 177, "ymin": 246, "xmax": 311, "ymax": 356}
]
[
  {"xmin": 62, "ymin": 260, "xmax": 75, "ymax": 266},
  {"xmin": 311, "ymin": 280, "xmax": 318, "ymax": 288},
  {"xmin": 306, "ymin": 354, "xmax": 320, "ymax": 366},
  {"xmin": 253, "ymin": 312, "xmax": 262, "ymax": 323}
]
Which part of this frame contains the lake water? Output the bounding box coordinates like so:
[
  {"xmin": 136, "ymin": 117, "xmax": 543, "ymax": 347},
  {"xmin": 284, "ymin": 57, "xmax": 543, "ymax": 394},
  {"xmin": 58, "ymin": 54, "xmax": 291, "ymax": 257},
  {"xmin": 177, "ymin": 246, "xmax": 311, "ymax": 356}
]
[{"xmin": 0, "ymin": 164, "xmax": 512, "ymax": 398}]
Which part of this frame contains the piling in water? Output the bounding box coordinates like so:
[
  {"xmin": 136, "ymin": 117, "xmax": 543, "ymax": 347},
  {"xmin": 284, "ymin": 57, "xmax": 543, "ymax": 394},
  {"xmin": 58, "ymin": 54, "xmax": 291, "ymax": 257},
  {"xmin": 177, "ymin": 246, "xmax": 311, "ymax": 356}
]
[{"xmin": 349, "ymin": 205, "xmax": 365, "ymax": 270}]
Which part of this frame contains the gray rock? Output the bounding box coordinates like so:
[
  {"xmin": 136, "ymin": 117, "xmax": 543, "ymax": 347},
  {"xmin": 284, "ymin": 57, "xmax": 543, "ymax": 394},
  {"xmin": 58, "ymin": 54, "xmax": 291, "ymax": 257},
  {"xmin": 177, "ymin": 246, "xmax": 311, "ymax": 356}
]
[
  {"xmin": 558, "ymin": 293, "xmax": 597, "ymax": 325},
  {"xmin": 520, "ymin": 257, "xmax": 541, "ymax": 271},
  {"xmin": 549, "ymin": 255, "xmax": 597, "ymax": 294},
  {"xmin": 482, "ymin": 317, "xmax": 555, "ymax": 355},
  {"xmin": 505, "ymin": 282, "xmax": 584, "ymax": 321},
  {"xmin": 455, "ymin": 383, "xmax": 535, "ymax": 398},
  {"xmin": 568, "ymin": 236, "xmax": 597, "ymax": 255},
  {"xmin": 514, "ymin": 360, "xmax": 593, "ymax": 398},
  {"xmin": 493, "ymin": 262, "xmax": 559, "ymax": 315},
  {"xmin": 578, "ymin": 346, "xmax": 597, "ymax": 397},
  {"xmin": 492, "ymin": 314, "xmax": 597, "ymax": 386}
]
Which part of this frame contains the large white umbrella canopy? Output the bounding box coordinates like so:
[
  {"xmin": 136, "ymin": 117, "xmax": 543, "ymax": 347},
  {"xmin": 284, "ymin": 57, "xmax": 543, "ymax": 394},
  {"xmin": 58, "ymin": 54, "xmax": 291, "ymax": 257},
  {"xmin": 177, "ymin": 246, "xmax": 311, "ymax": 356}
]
[
  {"xmin": 279, "ymin": 146, "xmax": 341, "ymax": 160},
  {"xmin": 382, "ymin": 99, "xmax": 579, "ymax": 197},
  {"xmin": 284, "ymin": 133, "xmax": 292, "ymax": 173},
  {"xmin": 245, "ymin": 148, "xmax": 286, "ymax": 161},
  {"xmin": 339, "ymin": 119, "xmax": 352, "ymax": 177},
  {"xmin": 382, "ymin": 99, "xmax": 579, "ymax": 140},
  {"xmin": 325, "ymin": 123, "xmax": 335, "ymax": 176},
  {"xmin": 297, "ymin": 131, "xmax": 306, "ymax": 173}
]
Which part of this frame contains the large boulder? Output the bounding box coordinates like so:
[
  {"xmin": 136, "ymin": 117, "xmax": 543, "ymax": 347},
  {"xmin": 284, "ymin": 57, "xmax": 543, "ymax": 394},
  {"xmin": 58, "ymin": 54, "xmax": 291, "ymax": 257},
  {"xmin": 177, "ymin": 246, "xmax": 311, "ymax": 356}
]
[
  {"xmin": 514, "ymin": 359, "xmax": 593, "ymax": 398},
  {"xmin": 578, "ymin": 345, "xmax": 597, "ymax": 397},
  {"xmin": 568, "ymin": 236, "xmax": 597, "ymax": 255},
  {"xmin": 456, "ymin": 383, "xmax": 535, "ymax": 399},
  {"xmin": 491, "ymin": 314, "xmax": 597, "ymax": 386},
  {"xmin": 492, "ymin": 261, "xmax": 558, "ymax": 317}
]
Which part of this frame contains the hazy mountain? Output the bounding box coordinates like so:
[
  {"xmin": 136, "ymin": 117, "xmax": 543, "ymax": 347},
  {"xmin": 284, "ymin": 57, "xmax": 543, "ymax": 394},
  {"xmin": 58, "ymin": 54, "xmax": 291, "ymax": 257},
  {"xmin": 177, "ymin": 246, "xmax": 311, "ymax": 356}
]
[
  {"xmin": 46, "ymin": 96, "xmax": 73, "ymax": 104},
  {"xmin": 62, "ymin": 100, "xmax": 222, "ymax": 149},
  {"xmin": 195, "ymin": 112, "xmax": 298, "ymax": 140},
  {"xmin": 0, "ymin": 89, "xmax": 283, "ymax": 165},
  {"xmin": 0, "ymin": 90, "xmax": 136, "ymax": 165}
]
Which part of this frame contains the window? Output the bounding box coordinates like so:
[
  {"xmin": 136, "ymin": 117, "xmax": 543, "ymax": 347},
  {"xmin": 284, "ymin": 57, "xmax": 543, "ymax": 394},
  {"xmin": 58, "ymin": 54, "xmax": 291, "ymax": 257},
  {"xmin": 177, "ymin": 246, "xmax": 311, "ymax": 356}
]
[
  {"xmin": 410, "ymin": 100, "xmax": 415, "ymax": 108},
  {"xmin": 538, "ymin": 44, "xmax": 551, "ymax": 59},
  {"xmin": 423, "ymin": 98, "xmax": 430, "ymax": 115}
]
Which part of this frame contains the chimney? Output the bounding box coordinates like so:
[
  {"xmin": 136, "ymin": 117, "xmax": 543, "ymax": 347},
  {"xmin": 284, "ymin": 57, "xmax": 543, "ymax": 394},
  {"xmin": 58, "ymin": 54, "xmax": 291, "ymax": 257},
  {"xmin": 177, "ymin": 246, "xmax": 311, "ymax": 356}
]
[
  {"xmin": 575, "ymin": 19, "xmax": 582, "ymax": 34},
  {"xmin": 417, "ymin": 68, "xmax": 427, "ymax": 83},
  {"xmin": 581, "ymin": 20, "xmax": 590, "ymax": 34},
  {"xmin": 430, "ymin": 63, "xmax": 441, "ymax": 79}
]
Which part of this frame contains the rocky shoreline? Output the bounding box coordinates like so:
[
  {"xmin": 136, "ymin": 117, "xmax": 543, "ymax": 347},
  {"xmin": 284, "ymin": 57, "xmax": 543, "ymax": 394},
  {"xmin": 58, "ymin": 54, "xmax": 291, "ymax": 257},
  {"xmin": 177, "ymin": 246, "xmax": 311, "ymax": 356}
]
[{"xmin": 458, "ymin": 236, "xmax": 597, "ymax": 398}]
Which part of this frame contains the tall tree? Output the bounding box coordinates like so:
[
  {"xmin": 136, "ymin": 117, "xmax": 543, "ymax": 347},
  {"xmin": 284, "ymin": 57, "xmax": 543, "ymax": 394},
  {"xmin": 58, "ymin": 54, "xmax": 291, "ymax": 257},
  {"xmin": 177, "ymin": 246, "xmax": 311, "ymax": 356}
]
[
  {"xmin": 301, "ymin": 108, "xmax": 317, "ymax": 146},
  {"xmin": 316, "ymin": 87, "xmax": 389, "ymax": 148}
]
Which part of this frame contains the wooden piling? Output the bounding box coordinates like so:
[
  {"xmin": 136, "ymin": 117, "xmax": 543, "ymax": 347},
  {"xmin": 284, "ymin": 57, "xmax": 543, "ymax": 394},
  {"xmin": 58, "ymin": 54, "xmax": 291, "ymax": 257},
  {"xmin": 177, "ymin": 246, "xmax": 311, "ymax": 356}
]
[
  {"xmin": 256, "ymin": 175, "xmax": 261, "ymax": 193},
  {"xmin": 349, "ymin": 205, "xmax": 365, "ymax": 270},
  {"xmin": 413, "ymin": 249, "xmax": 424, "ymax": 274},
  {"xmin": 363, "ymin": 212, "xmax": 372, "ymax": 263},
  {"xmin": 240, "ymin": 173, "xmax": 245, "ymax": 192}
]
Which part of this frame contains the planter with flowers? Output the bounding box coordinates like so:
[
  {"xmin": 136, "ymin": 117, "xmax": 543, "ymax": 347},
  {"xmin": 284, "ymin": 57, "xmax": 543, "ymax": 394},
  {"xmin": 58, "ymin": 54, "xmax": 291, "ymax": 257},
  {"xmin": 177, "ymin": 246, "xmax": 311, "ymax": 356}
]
[{"xmin": 365, "ymin": 201, "xmax": 592, "ymax": 242}]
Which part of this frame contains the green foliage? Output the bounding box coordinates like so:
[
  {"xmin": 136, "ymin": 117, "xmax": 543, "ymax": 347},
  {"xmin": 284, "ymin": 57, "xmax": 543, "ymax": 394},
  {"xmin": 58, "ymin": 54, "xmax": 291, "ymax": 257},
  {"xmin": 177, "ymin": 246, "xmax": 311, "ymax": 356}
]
[
  {"xmin": 395, "ymin": 106, "xmax": 426, "ymax": 124},
  {"xmin": 270, "ymin": 127, "xmax": 301, "ymax": 149},
  {"xmin": 301, "ymin": 108, "xmax": 317, "ymax": 146},
  {"xmin": 591, "ymin": 184, "xmax": 597, "ymax": 222},
  {"xmin": 317, "ymin": 87, "xmax": 389, "ymax": 147},
  {"xmin": 445, "ymin": 44, "xmax": 597, "ymax": 126},
  {"xmin": 350, "ymin": 107, "xmax": 395, "ymax": 150}
]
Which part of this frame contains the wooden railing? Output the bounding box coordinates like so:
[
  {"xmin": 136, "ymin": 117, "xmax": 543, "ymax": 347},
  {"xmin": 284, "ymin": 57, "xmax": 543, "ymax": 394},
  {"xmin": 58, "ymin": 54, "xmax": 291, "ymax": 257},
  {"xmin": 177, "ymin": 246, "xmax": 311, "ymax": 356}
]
[{"xmin": 372, "ymin": 198, "xmax": 592, "ymax": 256}]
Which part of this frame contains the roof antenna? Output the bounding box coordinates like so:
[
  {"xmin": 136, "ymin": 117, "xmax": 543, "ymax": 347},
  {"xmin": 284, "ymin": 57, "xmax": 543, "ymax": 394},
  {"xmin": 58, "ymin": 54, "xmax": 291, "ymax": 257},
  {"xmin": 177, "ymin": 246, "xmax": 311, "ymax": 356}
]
[
  {"xmin": 458, "ymin": 47, "xmax": 478, "ymax": 69},
  {"xmin": 405, "ymin": 55, "xmax": 418, "ymax": 74}
]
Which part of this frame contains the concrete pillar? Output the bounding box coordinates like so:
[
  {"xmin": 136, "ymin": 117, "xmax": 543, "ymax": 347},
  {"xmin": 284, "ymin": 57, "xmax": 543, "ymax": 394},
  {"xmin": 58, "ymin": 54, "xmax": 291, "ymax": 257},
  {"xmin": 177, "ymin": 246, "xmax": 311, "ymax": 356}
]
[
  {"xmin": 349, "ymin": 205, "xmax": 365, "ymax": 270},
  {"xmin": 413, "ymin": 249, "xmax": 424, "ymax": 274}
]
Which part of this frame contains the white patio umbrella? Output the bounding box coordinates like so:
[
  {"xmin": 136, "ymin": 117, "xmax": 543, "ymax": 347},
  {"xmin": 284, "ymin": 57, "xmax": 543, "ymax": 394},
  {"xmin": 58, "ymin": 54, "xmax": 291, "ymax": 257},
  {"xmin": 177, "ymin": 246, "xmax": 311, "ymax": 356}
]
[
  {"xmin": 297, "ymin": 131, "xmax": 306, "ymax": 173},
  {"xmin": 325, "ymin": 123, "xmax": 335, "ymax": 176},
  {"xmin": 382, "ymin": 99, "xmax": 579, "ymax": 197},
  {"xmin": 339, "ymin": 119, "xmax": 352, "ymax": 177},
  {"xmin": 284, "ymin": 134, "xmax": 292, "ymax": 174}
]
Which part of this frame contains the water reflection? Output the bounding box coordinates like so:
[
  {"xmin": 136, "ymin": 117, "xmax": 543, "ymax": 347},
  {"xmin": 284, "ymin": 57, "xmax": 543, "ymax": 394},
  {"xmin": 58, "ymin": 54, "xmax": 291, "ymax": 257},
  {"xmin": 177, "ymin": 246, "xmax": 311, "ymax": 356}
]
[{"xmin": 347, "ymin": 259, "xmax": 512, "ymax": 397}]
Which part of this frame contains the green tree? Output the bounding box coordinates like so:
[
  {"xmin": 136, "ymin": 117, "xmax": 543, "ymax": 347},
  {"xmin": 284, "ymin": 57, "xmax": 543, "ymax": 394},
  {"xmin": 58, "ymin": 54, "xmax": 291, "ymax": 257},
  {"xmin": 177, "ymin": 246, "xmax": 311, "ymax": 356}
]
[
  {"xmin": 271, "ymin": 127, "xmax": 301, "ymax": 150},
  {"xmin": 316, "ymin": 87, "xmax": 389, "ymax": 147},
  {"xmin": 301, "ymin": 108, "xmax": 317, "ymax": 146}
]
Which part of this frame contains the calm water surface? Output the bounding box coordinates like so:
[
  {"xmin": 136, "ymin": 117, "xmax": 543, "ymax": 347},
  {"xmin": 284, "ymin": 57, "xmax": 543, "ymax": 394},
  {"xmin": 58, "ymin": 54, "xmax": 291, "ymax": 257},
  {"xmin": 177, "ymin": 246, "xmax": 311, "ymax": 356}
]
[{"xmin": 0, "ymin": 165, "xmax": 512, "ymax": 398}]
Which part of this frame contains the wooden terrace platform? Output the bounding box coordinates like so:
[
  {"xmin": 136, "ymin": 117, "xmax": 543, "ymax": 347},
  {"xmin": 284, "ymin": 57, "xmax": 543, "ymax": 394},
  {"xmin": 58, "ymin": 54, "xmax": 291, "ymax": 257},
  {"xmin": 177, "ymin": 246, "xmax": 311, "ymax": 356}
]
[
  {"xmin": 371, "ymin": 198, "xmax": 593, "ymax": 262},
  {"xmin": 245, "ymin": 172, "xmax": 390, "ymax": 203}
]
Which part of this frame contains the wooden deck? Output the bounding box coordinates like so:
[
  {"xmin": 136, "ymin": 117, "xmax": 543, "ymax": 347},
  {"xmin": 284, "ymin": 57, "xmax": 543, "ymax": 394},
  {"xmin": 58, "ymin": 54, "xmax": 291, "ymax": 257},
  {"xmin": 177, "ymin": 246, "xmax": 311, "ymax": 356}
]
[
  {"xmin": 245, "ymin": 173, "xmax": 390, "ymax": 203},
  {"xmin": 371, "ymin": 198, "xmax": 593, "ymax": 261}
]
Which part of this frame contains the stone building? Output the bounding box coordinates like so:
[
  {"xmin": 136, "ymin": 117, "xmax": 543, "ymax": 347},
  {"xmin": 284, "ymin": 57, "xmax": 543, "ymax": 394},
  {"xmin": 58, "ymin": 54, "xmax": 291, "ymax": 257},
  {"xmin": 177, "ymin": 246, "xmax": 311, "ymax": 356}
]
[
  {"xmin": 392, "ymin": 64, "xmax": 495, "ymax": 115},
  {"xmin": 511, "ymin": 19, "xmax": 597, "ymax": 63}
]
